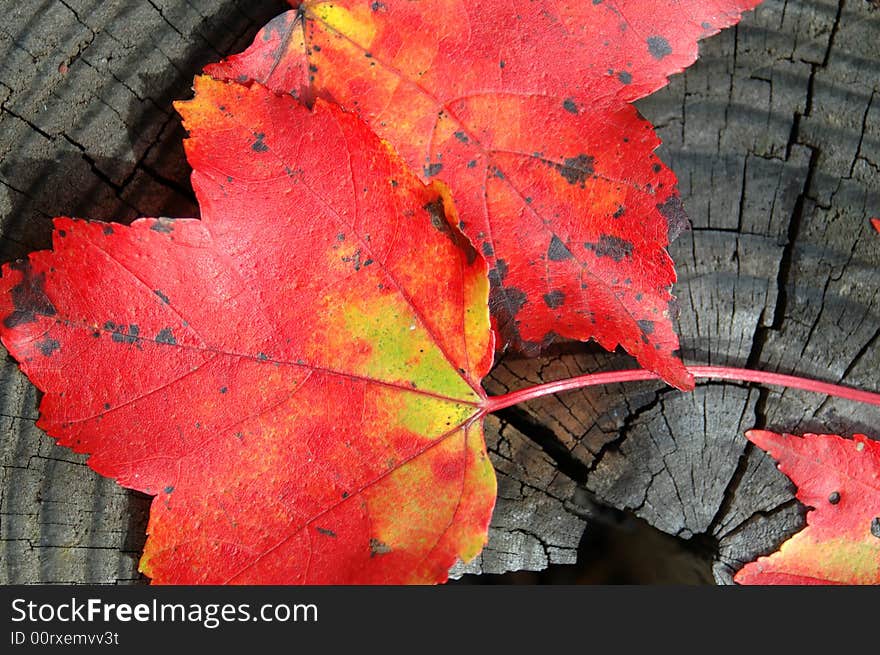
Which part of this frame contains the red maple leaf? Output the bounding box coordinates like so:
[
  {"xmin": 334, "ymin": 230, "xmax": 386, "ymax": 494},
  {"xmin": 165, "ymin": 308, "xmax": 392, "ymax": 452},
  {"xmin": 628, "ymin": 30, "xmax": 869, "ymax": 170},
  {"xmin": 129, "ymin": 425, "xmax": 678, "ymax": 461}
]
[
  {"xmin": 206, "ymin": 0, "xmax": 763, "ymax": 390},
  {"xmin": 735, "ymin": 430, "xmax": 880, "ymax": 585},
  {"xmin": 0, "ymin": 78, "xmax": 496, "ymax": 584}
]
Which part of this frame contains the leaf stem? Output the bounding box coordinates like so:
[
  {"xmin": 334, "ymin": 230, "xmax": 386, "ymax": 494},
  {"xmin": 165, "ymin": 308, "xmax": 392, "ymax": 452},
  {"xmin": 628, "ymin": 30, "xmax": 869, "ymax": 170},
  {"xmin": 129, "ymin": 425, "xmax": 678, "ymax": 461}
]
[{"xmin": 481, "ymin": 365, "xmax": 880, "ymax": 414}]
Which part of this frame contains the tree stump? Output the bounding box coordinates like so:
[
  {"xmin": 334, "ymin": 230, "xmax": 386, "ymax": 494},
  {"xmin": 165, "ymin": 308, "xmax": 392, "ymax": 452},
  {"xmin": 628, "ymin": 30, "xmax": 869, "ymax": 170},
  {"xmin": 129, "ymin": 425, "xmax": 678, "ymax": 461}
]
[{"xmin": 1, "ymin": 0, "xmax": 877, "ymax": 584}]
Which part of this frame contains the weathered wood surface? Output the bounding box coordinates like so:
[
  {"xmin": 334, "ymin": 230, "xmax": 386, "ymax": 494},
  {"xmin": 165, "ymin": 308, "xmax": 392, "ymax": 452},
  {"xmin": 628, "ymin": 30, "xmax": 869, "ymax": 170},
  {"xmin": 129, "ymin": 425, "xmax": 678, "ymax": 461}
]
[{"xmin": 1, "ymin": 0, "xmax": 878, "ymax": 584}]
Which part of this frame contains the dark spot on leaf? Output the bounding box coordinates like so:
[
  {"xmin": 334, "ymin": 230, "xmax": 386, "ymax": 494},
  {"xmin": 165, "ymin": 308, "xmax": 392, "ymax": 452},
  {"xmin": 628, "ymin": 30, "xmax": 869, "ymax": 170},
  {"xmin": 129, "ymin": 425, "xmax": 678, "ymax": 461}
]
[
  {"xmin": 164, "ymin": 486, "xmax": 174, "ymax": 494},
  {"xmin": 543, "ymin": 290, "xmax": 565, "ymax": 309},
  {"xmin": 370, "ymin": 1, "xmax": 386, "ymax": 11},
  {"xmin": 424, "ymin": 163, "xmax": 443, "ymax": 177},
  {"xmin": 425, "ymin": 199, "xmax": 450, "ymax": 236},
  {"xmin": 150, "ymin": 218, "xmax": 175, "ymax": 234},
  {"xmin": 3, "ymin": 261, "xmax": 57, "ymax": 328},
  {"xmin": 828, "ymin": 491, "xmax": 840, "ymax": 505},
  {"xmin": 453, "ymin": 131, "xmax": 469, "ymax": 143},
  {"xmin": 554, "ymin": 154, "xmax": 595, "ymax": 186},
  {"xmin": 517, "ymin": 330, "xmax": 558, "ymax": 356},
  {"xmin": 547, "ymin": 234, "xmax": 574, "ymax": 261},
  {"xmin": 488, "ymin": 259, "xmax": 509, "ymax": 286},
  {"xmin": 647, "ymin": 35, "xmax": 672, "ymax": 60},
  {"xmin": 482, "ymin": 242, "xmax": 494, "ymax": 257},
  {"xmin": 585, "ymin": 235, "xmax": 633, "ymax": 262},
  {"xmin": 220, "ymin": 387, "xmax": 228, "ymax": 394},
  {"xmin": 562, "ymin": 98, "xmax": 578, "ymax": 114},
  {"xmin": 652, "ymin": 163, "xmax": 662, "ymax": 173},
  {"xmin": 58, "ymin": 230, "xmax": 67, "ymax": 238},
  {"xmin": 467, "ymin": 160, "xmax": 477, "ymax": 168},
  {"xmin": 657, "ymin": 195, "xmax": 690, "ymax": 241},
  {"xmin": 36, "ymin": 337, "xmax": 60, "ymax": 357},
  {"xmin": 370, "ymin": 538, "xmax": 392, "ymax": 557},
  {"xmin": 701, "ymin": 21, "xmax": 712, "ymax": 29},
  {"xmin": 617, "ymin": 71, "xmax": 632, "ymax": 84},
  {"xmin": 104, "ymin": 403, "xmax": 111, "ymax": 410},
  {"xmin": 156, "ymin": 328, "xmax": 176, "ymax": 345},
  {"xmin": 488, "ymin": 285, "xmax": 527, "ymax": 343},
  {"xmin": 424, "ymin": 199, "xmax": 477, "ymax": 265},
  {"xmin": 487, "ymin": 261, "xmax": 529, "ymax": 347},
  {"xmin": 258, "ymin": 352, "xmax": 268, "ymax": 361},
  {"xmin": 499, "ymin": 60, "xmax": 505, "ymax": 68},
  {"xmin": 154, "ymin": 289, "xmax": 170, "ymax": 304},
  {"xmin": 111, "ymin": 324, "xmax": 140, "ymax": 345},
  {"xmin": 341, "ymin": 491, "xmax": 349, "ymax": 499},
  {"xmin": 344, "ymin": 248, "xmax": 365, "ymax": 271},
  {"xmin": 872, "ymin": 517, "xmax": 880, "ymax": 539},
  {"xmin": 490, "ymin": 166, "xmax": 505, "ymax": 179},
  {"xmin": 102, "ymin": 225, "xmax": 114, "ymax": 235},
  {"xmin": 637, "ymin": 319, "xmax": 655, "ymax": 335},
  {"xmin": 316, "ymin": 527, "xmax": 337, "ymax": 538},
  {"xmin": 613, "ymin": 205, "xmax": 625, "ymax": 218},
  {"xmin": 251, "ymin": 133, "xmax": 269, "ymax": 152}
]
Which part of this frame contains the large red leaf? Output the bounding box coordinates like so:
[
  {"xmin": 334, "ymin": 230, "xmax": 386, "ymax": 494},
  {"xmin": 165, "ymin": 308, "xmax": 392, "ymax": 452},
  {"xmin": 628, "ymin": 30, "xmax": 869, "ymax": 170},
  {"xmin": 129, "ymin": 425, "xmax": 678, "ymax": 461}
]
[
  {"xmin": 0, "ymin": 77, "xmax": 496, "ymax": 584},
  {"xmin": 735, "ymin": 430, "xmax": 880, "ymax": 585},
  {"xmin": 206, "ymin": 0, "xmax": 763, "ymax": 390}
]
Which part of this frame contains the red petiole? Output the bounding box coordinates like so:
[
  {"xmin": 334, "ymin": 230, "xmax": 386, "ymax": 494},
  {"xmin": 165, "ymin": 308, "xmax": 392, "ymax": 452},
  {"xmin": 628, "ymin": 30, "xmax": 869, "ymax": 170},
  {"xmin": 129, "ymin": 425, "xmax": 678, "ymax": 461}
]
[{"xmin": 481, "ymin": 365, "xmax": 880, "ymax": 414}]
